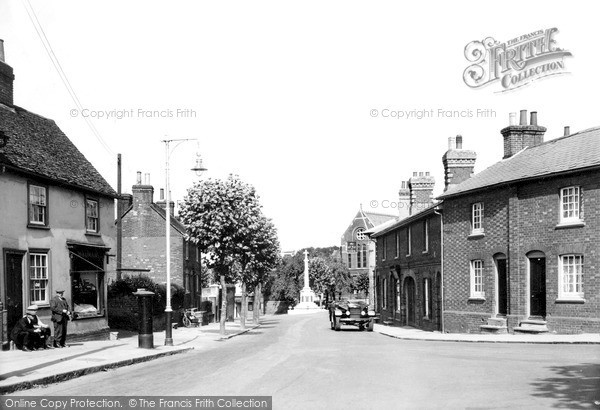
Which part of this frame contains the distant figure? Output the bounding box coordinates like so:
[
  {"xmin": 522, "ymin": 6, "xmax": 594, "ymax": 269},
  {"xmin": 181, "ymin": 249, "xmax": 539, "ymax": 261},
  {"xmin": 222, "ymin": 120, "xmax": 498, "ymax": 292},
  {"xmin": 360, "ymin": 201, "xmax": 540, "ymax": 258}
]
[
  {"xmin": 10, "ymin": 305, "xmax": 52, "ymax": 351},
  {"xmin": 50, "ymin": 289, "xmax": 71, "ymax": 348}
]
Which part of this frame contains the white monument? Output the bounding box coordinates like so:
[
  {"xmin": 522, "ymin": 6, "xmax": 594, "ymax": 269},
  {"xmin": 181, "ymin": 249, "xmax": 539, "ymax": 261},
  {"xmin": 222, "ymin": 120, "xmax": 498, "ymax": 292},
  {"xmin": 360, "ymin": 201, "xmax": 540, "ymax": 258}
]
[{"xmin": 289, "ymin": 250, "xmax": 321, "ymax": 314}]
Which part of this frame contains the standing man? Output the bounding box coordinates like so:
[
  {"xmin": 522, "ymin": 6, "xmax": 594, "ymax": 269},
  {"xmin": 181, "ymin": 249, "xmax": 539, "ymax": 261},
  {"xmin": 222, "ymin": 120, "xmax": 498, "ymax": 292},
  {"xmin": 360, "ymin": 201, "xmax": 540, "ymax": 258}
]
[{"xmin": 50, "ymin": 289, "xmax": 71, "ymax": 348}]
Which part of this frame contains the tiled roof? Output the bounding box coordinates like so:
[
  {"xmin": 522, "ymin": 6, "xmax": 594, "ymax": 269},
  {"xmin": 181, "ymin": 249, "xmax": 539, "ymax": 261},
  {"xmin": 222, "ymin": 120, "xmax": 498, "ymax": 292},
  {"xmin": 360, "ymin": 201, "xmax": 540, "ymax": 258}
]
[
  {"xmin": 363, "ymin": 211, "xmax": 397, "ymax": 227},
  {"xmin": 0, "ymin": 105, "xmax": 116, "ymax": 197},
  {"xmin": 438, "ymin": 127, "xmax": 600, "ymax": 199},
  {"xmin": 368, "ymin": 203, "xmax": 438, "ymax": 238}
]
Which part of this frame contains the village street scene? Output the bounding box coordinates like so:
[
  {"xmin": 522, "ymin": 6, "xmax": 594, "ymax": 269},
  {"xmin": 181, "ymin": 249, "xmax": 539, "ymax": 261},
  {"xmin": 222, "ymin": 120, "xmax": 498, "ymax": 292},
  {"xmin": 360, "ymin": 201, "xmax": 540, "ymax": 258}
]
[{"xmin": 1, "ymin": 2, "xmax": 599, "ymax": 409}]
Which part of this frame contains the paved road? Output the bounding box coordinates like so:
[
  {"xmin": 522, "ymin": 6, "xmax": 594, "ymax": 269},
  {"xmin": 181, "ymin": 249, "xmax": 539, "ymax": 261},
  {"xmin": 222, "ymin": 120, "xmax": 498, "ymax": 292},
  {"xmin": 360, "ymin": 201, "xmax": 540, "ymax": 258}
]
[{"xmin": 12, "ymin": 312, "xmax": 600, "ymax": 409}]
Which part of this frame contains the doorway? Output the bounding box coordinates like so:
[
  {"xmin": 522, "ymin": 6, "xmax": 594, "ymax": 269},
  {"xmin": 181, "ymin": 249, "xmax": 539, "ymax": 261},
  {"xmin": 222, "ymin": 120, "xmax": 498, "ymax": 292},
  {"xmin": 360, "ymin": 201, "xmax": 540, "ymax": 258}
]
[
  {"xmin": 404, "ymin": 277, "xmax": 415, "ymax": 326},
  {"xmin": 5, "ymin": 251, "xmax": 25, "ymax": 335},
  {"xmin": 495, "ymin": 256, "xmax": 508, "ymax": 316},
  {"xmin": 529, "ymin": 254, "xmax": 546, "ymax": 317}
]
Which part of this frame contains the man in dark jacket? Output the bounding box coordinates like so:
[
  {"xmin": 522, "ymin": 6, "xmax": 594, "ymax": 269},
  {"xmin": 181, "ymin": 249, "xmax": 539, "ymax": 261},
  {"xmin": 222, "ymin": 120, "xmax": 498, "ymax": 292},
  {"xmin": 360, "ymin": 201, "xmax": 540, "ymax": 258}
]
[
  {"xmin": 50, "ymin": 289, "xmax": 71, "ymax": 348},
  {"xmin": 10, "ymin": 305, "xmax": 52, "ymax": 351}
]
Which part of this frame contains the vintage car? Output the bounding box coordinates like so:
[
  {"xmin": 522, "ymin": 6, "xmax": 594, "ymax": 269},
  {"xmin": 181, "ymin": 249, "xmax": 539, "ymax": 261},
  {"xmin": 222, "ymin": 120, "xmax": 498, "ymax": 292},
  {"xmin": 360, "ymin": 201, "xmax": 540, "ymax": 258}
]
[{"xmin": 329, "ymin": 299, "xmax": 375, "ymax": 331}]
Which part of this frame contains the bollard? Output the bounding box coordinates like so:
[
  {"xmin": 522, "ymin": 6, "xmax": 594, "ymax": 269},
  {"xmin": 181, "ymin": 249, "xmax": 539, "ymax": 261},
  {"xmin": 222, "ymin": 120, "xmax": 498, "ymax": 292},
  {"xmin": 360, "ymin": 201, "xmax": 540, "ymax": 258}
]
[{"xmin": 133, "ymin": 288, "xmax": 155, "ymax": 349}]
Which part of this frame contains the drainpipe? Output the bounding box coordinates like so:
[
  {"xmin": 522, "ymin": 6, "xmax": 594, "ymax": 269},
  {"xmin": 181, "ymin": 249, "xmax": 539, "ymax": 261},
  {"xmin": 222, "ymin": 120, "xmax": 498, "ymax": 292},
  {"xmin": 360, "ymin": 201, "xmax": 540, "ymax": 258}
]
[{"xmin": 434, "ymin": 205, "xmax": 444, "ymax": 333}]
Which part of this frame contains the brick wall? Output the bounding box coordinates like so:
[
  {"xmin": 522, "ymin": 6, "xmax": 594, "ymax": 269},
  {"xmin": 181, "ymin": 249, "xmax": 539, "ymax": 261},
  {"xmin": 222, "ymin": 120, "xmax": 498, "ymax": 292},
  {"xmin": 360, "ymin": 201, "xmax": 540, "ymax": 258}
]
[{"xmin": 442, "ymin": 169, "xmax": 600, "ymax": 334}]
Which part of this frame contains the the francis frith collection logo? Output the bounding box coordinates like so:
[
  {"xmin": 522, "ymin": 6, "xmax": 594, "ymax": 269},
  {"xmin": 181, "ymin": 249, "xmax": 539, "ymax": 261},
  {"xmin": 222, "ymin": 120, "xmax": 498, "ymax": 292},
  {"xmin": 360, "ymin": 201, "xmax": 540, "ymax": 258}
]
[{"xmin": 463, "ymin": 28, "xmax": 572, "ymax": 92}]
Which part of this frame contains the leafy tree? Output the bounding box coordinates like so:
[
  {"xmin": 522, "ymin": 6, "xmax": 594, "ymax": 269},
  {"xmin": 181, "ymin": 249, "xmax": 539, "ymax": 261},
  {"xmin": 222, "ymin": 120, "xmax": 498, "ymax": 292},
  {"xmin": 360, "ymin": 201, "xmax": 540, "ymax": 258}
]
[
  {"xmin": 354, "ymin": 271, "xmax": 370, "ymax": 295},
  {"xmin": 180, "ymin": 175, "xmax": 262, "ymax": 336}
]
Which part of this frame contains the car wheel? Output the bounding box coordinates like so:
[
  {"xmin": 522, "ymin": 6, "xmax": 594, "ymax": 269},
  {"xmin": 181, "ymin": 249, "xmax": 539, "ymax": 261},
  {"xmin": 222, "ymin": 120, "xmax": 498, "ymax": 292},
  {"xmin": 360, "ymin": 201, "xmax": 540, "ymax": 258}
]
[
  {"xmin": 367, "ymin": 320, "xmax": 374, "ymax": 332},
  {"xmin": 334, "ymin": 318, "xmax": 341, "ymax": 331}
]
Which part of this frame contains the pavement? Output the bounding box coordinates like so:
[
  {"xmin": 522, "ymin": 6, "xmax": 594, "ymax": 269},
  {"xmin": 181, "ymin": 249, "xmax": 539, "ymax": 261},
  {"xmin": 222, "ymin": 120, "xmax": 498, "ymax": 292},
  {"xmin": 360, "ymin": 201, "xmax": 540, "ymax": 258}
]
[
  {"xmin": 0, "ymin": 319, "xmax": 260, "ymax": 394},
  {"xmin": 2, "ymin": 316, "xmax": 599, "ymax": 395},
  {"xmin": 374, "ymin": 323, "xmax": 600, "ymax": 344}
]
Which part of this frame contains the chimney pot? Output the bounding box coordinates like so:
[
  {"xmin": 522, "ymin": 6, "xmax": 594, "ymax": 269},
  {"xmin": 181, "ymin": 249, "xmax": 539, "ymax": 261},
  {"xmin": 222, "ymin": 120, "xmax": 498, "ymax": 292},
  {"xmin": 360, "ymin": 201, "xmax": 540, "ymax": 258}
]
[
  {"xmin": 419, "ymin": 171, "xmax": 423, "ymax": 177},
  {"xmin": 144, "ymin": 173, "xmax": 150, "ymax": 185},
  {"xmin": 413, "ymin": 172, "xmax": 418, "ymax": 177},
  {"xmin": 519, "ymin": 110, "xmax": 527, "ymax": 125},
  {"xmin": 509, "ymin": 112, "xmax": 517, "ymax": 126},
  {"xmin": 425, "ymin": 171, "xmax": 430, "ymax": 176},
  {"xmin": 0, "ymin": 39, "xmax": 5, "ymax": 63},
  {"xmin": 136, "ymin": 171, "xmax": 142, "ymax": 184},
  {"xmin": 530, "ymin": 111, "xmax": 538, "ymax": 126},
  {"xmin": 564, "ymin": 126, "xmax": 570, "ymax": 136},
  {"xmin": 448, "ymin": 135, "xmax": 456, "ymax": 150},
  {"xmin": 456, "ymin": 135, "xmax": 463, "ymax": 149},
  {"xmin": 160, "ymin": 188, "xmax": 165, "ymax": 200}
]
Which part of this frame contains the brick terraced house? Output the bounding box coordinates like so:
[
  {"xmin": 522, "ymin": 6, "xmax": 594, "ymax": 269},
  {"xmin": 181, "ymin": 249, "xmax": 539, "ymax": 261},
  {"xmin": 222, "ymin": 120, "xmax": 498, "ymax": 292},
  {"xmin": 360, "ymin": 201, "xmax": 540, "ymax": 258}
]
[
  {"xmin": 438, "ymin": 110, "xmax": 600, "ymax": 334},
  {"xmin": 119, "ymin": 172, "xmax": 202, "ymax": 308},
  {"xmin": 0, "ymin": 41, "xmax": 117, "ymax": 346},
  {"xmin": 370, "ymin": 172, "xmax": 442, "ymax": 331}
]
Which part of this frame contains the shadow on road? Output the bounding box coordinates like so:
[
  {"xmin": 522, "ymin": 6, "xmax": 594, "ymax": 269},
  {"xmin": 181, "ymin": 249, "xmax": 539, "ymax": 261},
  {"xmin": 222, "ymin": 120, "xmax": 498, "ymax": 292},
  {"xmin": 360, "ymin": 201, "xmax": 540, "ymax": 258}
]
[{"xmin": 530, "ymin": 363, "xmax": 600, "ymax": 409}]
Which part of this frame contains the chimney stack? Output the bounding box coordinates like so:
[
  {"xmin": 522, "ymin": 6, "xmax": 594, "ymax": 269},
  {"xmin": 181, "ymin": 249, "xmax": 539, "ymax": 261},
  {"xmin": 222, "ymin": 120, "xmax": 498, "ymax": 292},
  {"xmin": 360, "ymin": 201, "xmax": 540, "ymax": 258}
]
[
  {"xmin": 564, "ymin": 126, "xmax": 570, "ymax": 136},
  {"xmin": 398, "ymin": 180, "xmax": 410, "ymax": 220},
  {"xmin": 156, "ymin": 188, "xmax": 175, "ymax": 216},
  {"xmin": 500, "ymin": 110, "xmax": 546, "ymax": 159},
  {"xmin": 408, "ymin": 171, "xmax": 435, "ymax": 215},
  {"xmin": 442, "ymin": 135, "xmax": 477, "ymax": 192},
  {"xmin": 132, "ymin": 171, "xmax": 154, "ymax": 206},
  {"xmin": 0, "ymin": 39, "xmax": 15, "ymax": 107}
]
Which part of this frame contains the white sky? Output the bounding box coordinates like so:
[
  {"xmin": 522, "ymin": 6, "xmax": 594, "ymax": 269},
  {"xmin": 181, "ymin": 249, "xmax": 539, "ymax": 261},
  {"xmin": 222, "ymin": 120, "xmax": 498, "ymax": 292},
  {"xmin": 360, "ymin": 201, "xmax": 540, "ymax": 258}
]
[{"xmin": 1, "ymin": 1, "xmax": 597, "ymax": 251}]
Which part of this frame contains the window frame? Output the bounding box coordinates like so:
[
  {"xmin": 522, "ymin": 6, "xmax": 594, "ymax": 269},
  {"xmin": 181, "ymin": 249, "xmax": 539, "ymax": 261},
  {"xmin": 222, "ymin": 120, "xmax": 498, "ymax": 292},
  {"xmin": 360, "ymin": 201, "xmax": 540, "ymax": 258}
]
[
  {"xmin": 395, "ymin": 278, "xmax": 401, "ymax": 312},
  {"xmin": 28, "ymin": 183, "xmax": 49, "ymax": 228},
  {"xmin": 85, "ymin": 197, "xmax": 100, "ymax": 233},
  {"xmin": 29, "ymin": 251, "xmax": 49, "ymax": 305},
  {"xmin": 470, "ymin": 259, "xmax": 485, "ymax": 299},
  {"xmin": 558, "ymin": 254, "xmax": 584, "ymax": 300},
  {"xmin": 382, "ymin": 278, "xmax": 387, "ymax": 309},
  {"xmin": 395, "ymin": 232, "xmax": 400, "ymax": 259},
  {"xmin": 423, "ymin": 219, "xmax": 429, "ymax": 253},
  {"xmin": 559, "ymin": 186, "xmax": 582, "ymax": 224},
  {"xmin": 406, "ymin": 227, "xmax": 411, "ymax": 257},
  {"xmin": 357, "ymin": 244, "xmax": 362, "ymax": 267},
  {"xmin": 382, "ymin": 236, "xmax": 387, "ymax": 261},
  {"xmin": 471, "ymin": 202, "xmax": 484, "ymax": 235},
  {"xmin": 361, "ymin": 244, "xmax": 367, "ymax": 268}
]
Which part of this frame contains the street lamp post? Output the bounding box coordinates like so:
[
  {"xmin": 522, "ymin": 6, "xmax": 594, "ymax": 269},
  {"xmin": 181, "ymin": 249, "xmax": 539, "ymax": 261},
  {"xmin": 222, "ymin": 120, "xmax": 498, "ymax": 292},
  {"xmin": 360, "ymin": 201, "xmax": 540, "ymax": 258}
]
[{"xmin": 162, "ymin": 138, "xmax": 207, "ymax": 346}]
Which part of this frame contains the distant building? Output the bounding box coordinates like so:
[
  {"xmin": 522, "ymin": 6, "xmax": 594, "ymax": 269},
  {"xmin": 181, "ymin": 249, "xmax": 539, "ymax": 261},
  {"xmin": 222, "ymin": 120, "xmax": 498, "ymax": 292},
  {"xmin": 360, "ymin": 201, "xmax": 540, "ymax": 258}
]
[
  {"xmin": 119, "ymin": 172, "xmax": 202, "ymax": 307},
  {"xmin": 0, "ymin": 42, "xmax": 117, "ymax": 345},
  {"xmin": 438, "ymin": 111, "xmax": 600, "ymax": 334},
  {"xmin": 340, "ymin": 206, "xmax": 396, "ymax": 302}
]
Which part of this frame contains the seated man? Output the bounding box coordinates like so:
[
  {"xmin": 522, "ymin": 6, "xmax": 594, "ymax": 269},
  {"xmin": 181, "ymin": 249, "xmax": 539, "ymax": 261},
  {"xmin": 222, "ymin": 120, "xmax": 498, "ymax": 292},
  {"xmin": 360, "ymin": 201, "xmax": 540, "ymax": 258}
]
[{"xmin": 10, "ymin": 305, "xmax": 53, "ymax": 351}]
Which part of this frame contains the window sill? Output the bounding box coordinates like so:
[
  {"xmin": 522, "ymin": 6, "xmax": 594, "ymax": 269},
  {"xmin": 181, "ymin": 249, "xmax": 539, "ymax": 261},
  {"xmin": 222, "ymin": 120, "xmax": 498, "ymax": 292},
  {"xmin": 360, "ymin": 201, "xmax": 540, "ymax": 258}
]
[
  {"xmin": 468, "ymin": 232, "xmax": 485, "ymax": 239},
  {"xmin": 468, "ymin": 296, "xmax": 486, "ymax": 302},
  {"xmin": 422, "ymin": 250, "xmax": 429, "ymax": 254},
  {"xmin": 555, "ymin": 298, "xmax": 585, "ymax": 304},
  {"xmin": 85, "ymin": 232, "xmax": 102, "ymax": 237},
  {"xmin": 555, "ymin": 221, "xmax": 585, "ymax": 229},
  {"xmin": 28, "ymin": 224, "xmax": 50, "ymax": 230}
]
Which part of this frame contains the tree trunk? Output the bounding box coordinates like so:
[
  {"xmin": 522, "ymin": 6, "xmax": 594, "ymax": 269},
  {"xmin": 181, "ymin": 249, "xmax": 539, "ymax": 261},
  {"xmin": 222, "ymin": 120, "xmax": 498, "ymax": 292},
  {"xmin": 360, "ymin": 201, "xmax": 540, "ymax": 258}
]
[
  {"xmin": 240, "ymin": 282, "xmax": 247, "ymax": 330},
  {"xmin": 220, "ymin": 274, "xmax": 227, "ymax": 336},
  {"xmin": 253, "ymin": 283, "xmax": 261, "ymax": 325}
]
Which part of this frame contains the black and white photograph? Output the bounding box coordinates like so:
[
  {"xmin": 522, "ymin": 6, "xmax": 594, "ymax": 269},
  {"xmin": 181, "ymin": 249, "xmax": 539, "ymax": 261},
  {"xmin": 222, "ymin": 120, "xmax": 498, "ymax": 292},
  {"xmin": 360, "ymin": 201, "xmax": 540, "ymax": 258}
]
[{"xmin": 0, "ymin": 1, "xmax": 599, "ymax": 409}]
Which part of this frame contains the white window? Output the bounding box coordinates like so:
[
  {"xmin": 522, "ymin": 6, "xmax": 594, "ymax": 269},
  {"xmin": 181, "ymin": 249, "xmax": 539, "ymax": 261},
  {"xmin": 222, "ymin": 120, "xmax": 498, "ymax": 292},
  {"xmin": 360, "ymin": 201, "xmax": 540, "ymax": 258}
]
[
  {"xmin": 395, "ymin": 232, "xmax": 400, "ymax": 258},
  {"xmin": 361, "ymin": 244, "xmax": 367, "ymax": 268},
  {"xmin": 406, "ymin": 227, "xmax": 411, "ymax": 256},
  {"xmin": 472, "ymin": 203, "xmax": 484, "ymax": 234},
  {"xmin": 86, "ymin": 199, "xmax": 99, "ymax": 232},
  {"xmin": 423, "ymin": 219, "xmax": 429, "ymax": 253},
  {"xmin": 560, "ymin": 186, "xmax": 581, "ymax": 223},
  {"xmin": 382, "ymin": 278, "xmax": 387, "ymax": 309},
  {"xmin": 470, "ymin": 260, "xmax": 484, "ymax": 298},
  {"xmin": 29, "ymin": 253, "xmax": 49, "ymax": 304},
  {"xmin": 355, "ymin": 228, "xmax": 366, "ymax": 241},
  {"xmin": 395, "ymin": 279, "xmax": 401, "ymax": 312},
  {"xmin": 559, "ymin": 255, "xmax": 584, "ymax": 299},
  {"xmin": 423, "ymin": 278, "xmax": 432, "ymax": 319},
  {"xmin": 29, "ymin": 184, "xmax": 47, "ymax": 225}
]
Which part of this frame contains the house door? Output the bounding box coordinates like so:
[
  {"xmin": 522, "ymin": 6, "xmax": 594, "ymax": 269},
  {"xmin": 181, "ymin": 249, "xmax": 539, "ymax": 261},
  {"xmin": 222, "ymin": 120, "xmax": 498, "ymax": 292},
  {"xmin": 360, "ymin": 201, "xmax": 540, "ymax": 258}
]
[
  {"xmin": 529, "ymin": 257, "xmax": 546, "ymax": 317},
  {"xmin": 496, "ymin": 258, "xmax": 508, "ymax": 316},
  {"xmin": 5, "ymin": 252, "xmax": 25, "ymax": 335},
  {"xmin": 404, "ymin": 277, "xmax": 415, "ymax": 326}
]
